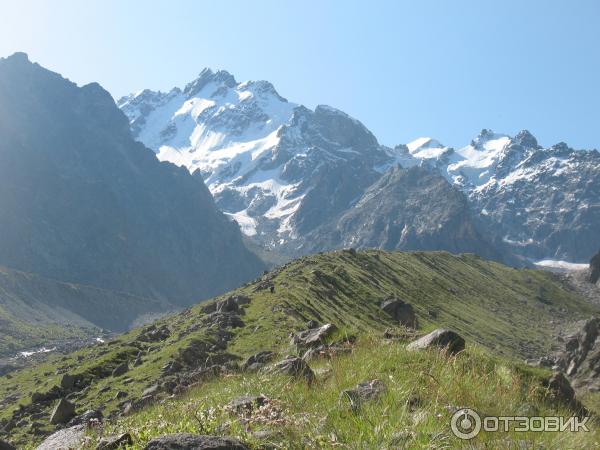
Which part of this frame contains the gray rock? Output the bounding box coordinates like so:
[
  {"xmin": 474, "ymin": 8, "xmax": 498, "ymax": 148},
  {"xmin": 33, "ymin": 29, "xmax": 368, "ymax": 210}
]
[
  {"xmin": 112, "ymin": 362, "xmax": 129, "ymax": 377},
  {"xmin": 36, "ymin": 425, "xmax": 85, "ymax": 450},
  {"xmin": 242, "ymin": 351, "xmax": 274, "ymax": 371},
  {"xmin": 272, "ymin": 357, "xmax": 315, "ymax": 382},
  {"xmin": 143, "ymin": 433, "xmax": 249, "ymax": 450},
  {"xmin": 115, "ymin": 391, "xmax": 128, "ymax": 400},
  {"xmin": 226, "ymin": 395, "xmax": 268, "ymax": 413},
  {"xmin": 341, "ymin": 379, "xmax": 386, "ymax": 410},
  {"xmin": 67, "ymin": 408, "xmax": 103, "ymax": 426},
  {"xmin": 138, "ymin": 325, "xmax": 171, "ymax": 343},
  {"xmin": 545, "ymin": 372, "xmax": 575, "ymax": 405},
  {"xmin": 202, "ymin": 312, "xmax": 244, "ymax": 329},
  {"xmin": 380, "ymin": 298, "xmax": 417, "ymax": 328},
  {"xmin": 50, "ymin": 398, "xmax": 76, "ymax": 425},
  {"xmin": 407, "ymin": 329, "xmax": 465, "ymax": 355},
  {"xmin": 292, "ymin": 323, "xmax": 336, "ymax": 347},
  {"xmin": 142, "ymin": 385, "xmax": 160, "ymax": 397},
  {"xmin": 96, "ymin": 432, "xmax": 132, "ymax": 450},
  {"xmin": 60, "ymin": 374, "xmax": 77, "ymax": 390}
]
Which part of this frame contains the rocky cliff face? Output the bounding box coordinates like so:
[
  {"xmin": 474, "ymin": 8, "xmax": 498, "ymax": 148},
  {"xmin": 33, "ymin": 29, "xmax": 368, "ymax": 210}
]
[
  {"xmin": 0, "ymin": 53, "xmax": 263, "ymax": 306},
  {"xmin": 295, "ymin": 166, "xmax": 502, "ymax": 260}
]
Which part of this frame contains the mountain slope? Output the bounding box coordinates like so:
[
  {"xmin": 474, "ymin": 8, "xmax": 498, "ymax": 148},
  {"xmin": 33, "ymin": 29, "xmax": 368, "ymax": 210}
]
[
  {"xmin": 0, "ymin": 265, "xmax": 175, "ymax": 357},
  {"xmin": 0, "ymin": 53, "xmax": 263, "ymax": 306},
  {"xmin": 1, "ymin": 250, "xmax": 597, "ymax": 447},
  {"xmin": 296, "ymin": 165, "xmax": 503, "ymax": 260}
]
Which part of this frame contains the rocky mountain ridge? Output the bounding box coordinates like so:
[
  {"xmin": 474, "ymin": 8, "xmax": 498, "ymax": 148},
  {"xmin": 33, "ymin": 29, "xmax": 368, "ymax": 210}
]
[{"xmin": 120, "ymin": 69, "xmax": 600, "ymax": 264}]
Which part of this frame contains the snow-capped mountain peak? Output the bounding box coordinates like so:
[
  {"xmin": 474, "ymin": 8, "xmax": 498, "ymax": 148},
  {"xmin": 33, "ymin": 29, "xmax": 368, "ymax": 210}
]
[{"xmin": 119, "ymin": 72, "xmax": 600, "ymax": 263}]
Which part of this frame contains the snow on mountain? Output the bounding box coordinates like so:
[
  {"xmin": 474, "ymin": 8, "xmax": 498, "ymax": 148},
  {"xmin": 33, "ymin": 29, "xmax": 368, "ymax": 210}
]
[
  {"xmin": 119, "ymin": 69, "xmax": 600, "ymax": 263},
  {"xmin": 118, "ymin": 70, "xmax": 390, "ymax": 249},
  {"xmin": 402, "ymin": 129, "xmax": 600, "ymax": 262}
]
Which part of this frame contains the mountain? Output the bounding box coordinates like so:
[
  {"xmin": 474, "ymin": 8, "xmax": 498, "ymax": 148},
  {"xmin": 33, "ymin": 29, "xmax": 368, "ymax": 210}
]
[
  {"xmin": 2, "ymin": 250, "xmax": 597, "ymax": 447},
  {"xmin": 0, "ymin": 266, "xmax": 170, "ymax": 358},
  {"xmin": 118, "ymin": 70, "xmax": 494, "ymax": 261},
  {"xmin": 120, "ymin": 71, "xmax": 600, "ymax": 264},
  {"xmin": 0, "ymin": 53, "xmax": 263, "ymax": 309},
  {"xmin": 403, "ymin": 130, "xmax": 600, "ymax": 263},
  {"xmin": 296, "ymin": 165, "xmax": 502, "ymax": 260}
]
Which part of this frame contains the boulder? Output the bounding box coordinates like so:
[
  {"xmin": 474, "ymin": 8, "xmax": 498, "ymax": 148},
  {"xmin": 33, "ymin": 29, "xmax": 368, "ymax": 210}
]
[
  {"xmin": 143, "ymin": 434, "xmax": 249, "ymax": 450},
  {"xmin": 341, "ymin": 379, "xmax": 386, "ymax": 410},
  {"xmin": 0, "ymin": 440, "xmax": 16, "ymax": 450},
  {"xmin": 545, "ymin": 372, "xmax": 576, "ymax": 405},
  {"xmin": 138, "ymin": 325, "xmax": 171, "ymax": 343},
  {"xmin": 202, "ymin": 312, "xmax": 244, "ymax": 329},
  {"xmin": 142, "ymin": 385, "xmax": 160, "ymax": 398},
  {"xmin": 291, "ymin": 323, "xmax": 336, "ymax": 347},
  {"xmin": 67, "ymin": 408, "xmax": 103, "ymax": 427},
  {"xmin": 242, "ymin": 351, "xmax": 274, "ymax": 371},
  {"xmin": 226, "ymin": 395, "xmax": 268, "ymax": 414},
  {"xmin": 36, "ymin": 425, "xmax": 85, "ymax": 450},
  {"xmin": 59, "ymin": 374, "xmax": 77, "ymax": 390},
  {"xmin": 96, "ymin": 432, "xmax": 132, "ymax": 450},
  {"xmin": 407, "ymin": 329, "xmax": 465, "ymax": 355},
  {"xmin": 272, "ymin": 357, "xmax": 315, "ymax": 383},
  {"xmin": 380, "ymin": 298, "xmax": 417, "ymax": 328},
  {"xmin": 50, "ymin": 398, "xmax": 76, "ymax": 425},
  {"xmin": 112, "ymin": 362, "xmax": 129, "ymax": 377}
]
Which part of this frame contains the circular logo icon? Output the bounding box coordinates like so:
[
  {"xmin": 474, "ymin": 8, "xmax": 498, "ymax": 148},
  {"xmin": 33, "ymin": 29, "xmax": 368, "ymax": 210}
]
[{"xmin": 450, "ymin": 408, "xmax": 481, "ymax": 440}]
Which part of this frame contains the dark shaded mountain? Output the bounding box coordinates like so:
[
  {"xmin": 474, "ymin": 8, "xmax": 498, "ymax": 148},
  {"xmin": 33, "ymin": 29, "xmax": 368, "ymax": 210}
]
[
  {"xmin": 591, "ymin": 250, "xmax": 600, "ymax": 285},
  {"xmin": 0, "ymin": 265, "xmax": 172, "ymax": 357},
  {"xmin": 0, "ymin": 53, "xmax": 263, "ymax": 307},
  {"xmin": 296, "ymin": 165, "xmax": 502, "ymax": 260}
]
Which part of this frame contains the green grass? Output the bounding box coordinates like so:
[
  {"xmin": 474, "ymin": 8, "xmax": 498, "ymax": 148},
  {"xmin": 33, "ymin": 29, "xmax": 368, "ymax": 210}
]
[
  {"xmin": 85, "ymin": 335, "xmax": 599, "ymax": 449},
  {"xmin": 1, "ymin": 250, "xmax": 598, "ymax": 448}
]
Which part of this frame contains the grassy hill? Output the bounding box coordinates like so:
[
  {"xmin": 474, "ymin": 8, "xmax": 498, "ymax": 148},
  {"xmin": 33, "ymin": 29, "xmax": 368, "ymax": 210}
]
[
  {"xmin": 1, "ymin": 250, "xmax": 598, "ymax": 448},
  {"xmin": 0, "ymin": 265, "xmax": 174, "ymax": 357}
]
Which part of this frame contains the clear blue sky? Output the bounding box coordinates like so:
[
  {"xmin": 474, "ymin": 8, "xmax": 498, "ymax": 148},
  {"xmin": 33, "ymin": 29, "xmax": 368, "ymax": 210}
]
[{"xmin": 1, "ymin": 0, "xmax": 599, "ymax": 149}]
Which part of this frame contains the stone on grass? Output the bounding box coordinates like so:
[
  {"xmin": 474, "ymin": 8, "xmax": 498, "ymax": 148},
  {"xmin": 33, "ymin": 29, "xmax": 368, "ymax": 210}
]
[
  {"xmin": 291, "ymin": 323, "xmax": 336, "ymax": 347},
  {"xmin": 272, "ymin": 357, "xmax": 315, "ymax": 383},
  {"xmin": 341, "ymin": 379, "xmax": 386, "ymax": 410},
  {"xmin": 67, "ymin": 408, "xmax": 103, "ymax": 426},
  {"xmin": 36, "ymin": 425, "xmax": 85, "ymax": 450},
  {"xmin": 50, "ymin": 398, "xmax": 76, "ymax": 425},
  {"xmin": 112, "ymin": 362, "xmax": 129, "ymax": 377},
  {"xmin": 242, "ymin": 351, "xmax": 274, "ymax": 371},
  {"xmin": 96, "ymin": 432, "xmax": 132, "ymax": 450},
  {"xmin": 60, "ymin": 373, "xmax": 77, "ymax": 390},
  {"xmin": 227, "ymin": 395, "xmax": 268, "ymax": 414},
  {"xmin": 380, "ymin": 298, "xmax": 417, "ymax": 328},
  {"xmin": 143, "ymin": 433, "xmax": 249, "ymax": 450},
  {"xmin": 406, "ymin": 329, "xmax": 465, "ymax": 355}
]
